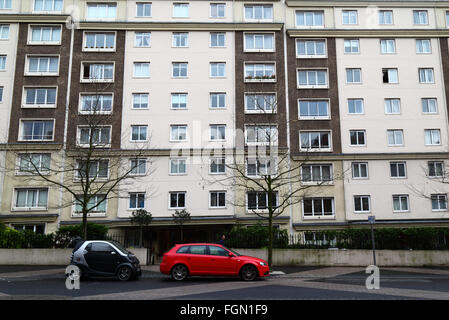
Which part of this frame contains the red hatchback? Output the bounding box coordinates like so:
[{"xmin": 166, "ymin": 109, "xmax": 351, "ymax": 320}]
[{"xmin": 160, "ymin": 243, "xmax": 270, "ymax": 281}]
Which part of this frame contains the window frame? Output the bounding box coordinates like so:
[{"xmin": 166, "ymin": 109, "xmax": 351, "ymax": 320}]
[{"xmin": 28, "ymin": 24, "xmax": 62, "ymax": 45}]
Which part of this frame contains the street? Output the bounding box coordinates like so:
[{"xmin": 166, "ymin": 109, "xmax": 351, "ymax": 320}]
[{"xmin": 0, "ymin": 265, "xmax": 449, "ymax": 300}]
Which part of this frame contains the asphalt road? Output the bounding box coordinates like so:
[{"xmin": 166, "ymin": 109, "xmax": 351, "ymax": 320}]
[{"xmin": 1, "ymin": 265, "xmax": 449, "ymax": 300}]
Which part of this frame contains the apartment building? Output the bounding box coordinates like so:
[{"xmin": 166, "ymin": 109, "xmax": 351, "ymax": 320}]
[{"xmin": 0, "ymin": 0, "xmax": 448, "ymax": 251}]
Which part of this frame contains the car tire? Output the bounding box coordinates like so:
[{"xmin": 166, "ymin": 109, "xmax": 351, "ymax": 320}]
[
  {"xmin": 117, "ymin": 266, "xmax": 133, "ymax": 281},
  {"xmin": 240, "ymin": 264, "xmax": 258, "ymax": 281},
  {"xmin": 171, "ymin": 264, "xmax": 188, "ymax": 281}
]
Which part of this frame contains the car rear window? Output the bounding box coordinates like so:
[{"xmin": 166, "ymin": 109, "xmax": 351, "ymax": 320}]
[{"xmin": 176, "ymin": 246, "xmax": 190, "ymax": 254}]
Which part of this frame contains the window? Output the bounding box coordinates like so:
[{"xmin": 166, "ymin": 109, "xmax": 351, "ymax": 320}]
[
  {"xmin": 173, "ymin": 3, "xmax": 189, "ymax": 17},
  {"xmin": 170, "ymin": 125, "xmax": 187, "ymax": 141},
  {"xmin": 379, "ymin": 10, "xmax": 393, "ymax": 25},
  {"xmin": 428, "ymin": 161, "xmax": 444, "ymax": 177},
  {"xmin": 385, "ymin": 99, "xmax": 401, "ymax": 114},
  {"xmin": 354, "ymin": 195, "xmax": 370, "ymax": 213},
  {"xmin": 447, "ymin": 11, "xmax": 449, "ymax": 27},
  {"xmin": 303, "ymin": 198, "xmax": 334, "ymax": 217},
  {"xmin": 134, "ymin": 62, "xmax": 150, "ymax": 78},
  {"xmin": 14, "ymin": 188, "xmax": 48, "ymax": 210},
  {"xmin": 342, "ymin": 10, "xmax": 357, "ymax": 25},
  {"xmin": 87, "ymin": 3, "xmax": 117, "ymax": 19},
  {"xmin": 172, "ymin": 32, "xmax": 188, "ymax": 47},
  {"xmin": 129, "ymin": 193, "xmax": 145, "ymax": 209},
  {"xmin": 171, "ymin": 93, "xmax": 187, "ymax": 109},
  {"xmin": 135, "ymin": 32, "xmax": 151, "ymax": 47},
  {"xmin": 29, "ymin": 25, "xmax": 61, "ymax": 44},
  {"xmin": 210, "ymin": 93, "xmax": 226, "ymax": 109},
  {"xmin": 74, "ymin": 195, "xmax": 107, "ymax": 215},
  {"xmin": 352, "ymin": 162, "xmax": 368, "ymax": 179},
  {"xmin": 136, "ymin": 2, "xmax": 152, "ymax": 17},
  {"xmin": 76, "ymin": 160, "xmax": 109, "ymax": 180},
  {"xmin": 210, "ymin": 124, "xmax": 226, "ymax": 141},
  {"xmin": 296, "ymin": 39, "xmax": 326, "ymax": 57},
  {"xmin": 90, "ymin": 242, "xmax": 113, "ymax": 252},
  {"xmin": 431, "ymin": 194, "xmax": 447, "ymax": 211},
  {"xmin": 393, "ymin": 195, "xmax": 409, "ymax": 212},
  {"xmin": 0, "ymin": 86, "xmax": 3, "ymax": 102},
  {"xmin": 18, "ymin": 153, "xmax": 51, "ymax": 174},
  {"xmin": 296, "ymin": 11, "xmax": 324, "ymax": 27},
  {"xmin": 21, "ymin": 120, "xmax": 54, "ymax": 141},
  {"xmin": 13, "ymin": 224, "xmax": 45, "ymax": 234},
  {"xmin": 348, "ymin": 99, "xmax": 364, "ymax": 114},
  {"xmin": 247, "ymin": 191, "xmax": 278, "ymax": 211},
  {"xmin": 80, "ymin": 94, "xmax": 112, "ymax": 113},
  {"xmin": 246, "ymin": 94, "xmax": 276, "ymax": 113},
  {"xmin": 0, "ymin": 55, "xmax": 5, "ymax": 70},
  {"xmin": 297, "ymin": 69, "xmax": 327, "ymax": 87},
  {"xmin": 210, "ymin": 157, "xmax": 225, "ymax": 174},
  {"xmin": 210, "ymin": 191, "xmax": 226, "ymax": 208},
  {"xmin": 170, "ymin": 158, "xmax": 186, "ymax": 175},
  {"xmin": 344, "ymin": 39, "xmax": 359, "ymax": 53},
  {"xmin": 421, "ymin": 98, "xmax": 437, "ymax": 114},
  {"xmin": 387, "ymin": 129, "xmax": 404, "ymax": 146},
  {"xmin": 0, "ymin": 25, "xmax": 9, "ymax": 39},
  {"xmin": 382, "ymin": 68, "xmax": 398, "ymax": 83},
  {"xmin": 34, "ymin": 0, "xmax": 63, "ymax": 12},
  {"xmin": 244, "ymin": 33, "xmax": 274, "ymax": 52},
  {"xmin": 26, "ymin": 56, "xmax": 59, "ymax": 75},
  {"xmin": 84, "ymin": 32, "xmax": 115, "ymax": 51},
  {"xmin": 24, "ymin": 87, "xmax": 57, "ymax": 108},
  {"xmin": 390, "ymin": 162, "xmax": 406, "ymax": 178},
  {"xmin": 350, "ymin": 130, "xmax": 366, "ymax": 146},
  {"xmin": 81, "ymin": 63, "xmax": 114, "ymax": 82},
  {"xmin": 419, "ymin": 68, "xmax": 434, "ymax": 83},
  {"xmin": 244, "ymin": 4, "xmax": 273, "ymax": 21},
  {"xmin": 245, "ymin": 125, "xmax": 278, "ymax": 145},
  {"xmin": 346, "ymin": 68, "xmax": 361, "ymax": 83},
  {"xmin": 132, "ymin": 93, "xmax": 149, "ymax": 109},
  {"xmin": 210, "ymin": 32, "xmax": 225, "ymax": 47},
  {"xmin": 413, "ymin": 10, "xmax": 428, "ymax": 25},
  {"xmin": 130, "ymin": 158, "xmax": 146, "ymax": 175},
  {"xmin": 425, "ymin": 129, "xmax": 441, "ymax": 145},
  {"xmin": 301, "ymin": 164, "xmax": 333, "ymax": 183},
  {"xmin": 131, "ymin": 125, "xmax": 148, "ymax": 142},
  {"xmin": 78, "ymin": 126, "xmax": 111, "ymax": 146},
  {"xmin": 380, "ymin": 39, "xmax": 396, "ymax": 54},
  {"xmin": 246, "ymin": 158, "xmax": 276, "ymax": 177},
  {"xmin": 245, "ymin": 63, "xmax": 275, "ymax": 81},
  {"xmin": 210, "ymin": 62, "xmax": 225, "ymax": 77},
  {"xmin": 210, "ymin": 3, "xmax": 225, "ymax": 18},
  {"xmin": 299, "ymin": 100, "xmax": 329, "ymax": 118},
  {"xmin": 416, "ymin": 39, "xmax": 431, "ymax": 53},
  {"xmin": 0, "ymin": 0, "xmax": 11, "ymax": 9},
  {"xmin": 172, "ymin": 62, "xmax": 188, "ymax": 78},
  {"xmin": 300, "ymin": 131, "xmax": 331, "ymax": 151},
  {"xmin": 169, "ymin": 192, "xmax": 186, "ymax": 209}
]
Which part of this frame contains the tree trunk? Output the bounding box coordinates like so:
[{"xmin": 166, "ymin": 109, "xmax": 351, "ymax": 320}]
[
  {"xmin": 82, "ymin": 212, "xmax": 88, "ymax": 240},
  {"xmin": 139, "ymin": 227, "xmax": 143, "ymax": 248},
  {"xmin": 268, "ymin": 211, "xmax": 273, "ymax": 268}
]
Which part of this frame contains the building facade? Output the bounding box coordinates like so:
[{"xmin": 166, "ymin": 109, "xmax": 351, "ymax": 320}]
[{"xmin": 0, "ymin": 0, "xmax": 449, "ymax": 253}]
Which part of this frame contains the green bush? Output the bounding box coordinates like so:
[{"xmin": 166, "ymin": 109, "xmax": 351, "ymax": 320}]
[{"xmin": 225, "ymin": 224, "xmax": 289, "ymax": 249}]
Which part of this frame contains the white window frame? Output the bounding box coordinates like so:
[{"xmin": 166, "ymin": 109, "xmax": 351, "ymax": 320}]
[
  {"xmin": 354, "ymin": 195, "xmax": 371, "ymax": 213},
  {"xmin": 19, "ymin": 119, "xmax": 55, "ymax": 141},
  {"xmin": 75, "ymin": 159, "xmax": 109, "ymax": 180},
  {"xmin": 136, "ymin": 2, "xmax": 152, "ymax": 18},
  {"xmin": 419, "ymin": 68, "xmax": 434, "ymax": 84},
  {"xmin": 133, "ymin": 62, "xmax": 150, "ymax": 78},
  {"xmin": 302, "ymin": 197, "xmax": 335, "ymax": 219},
  {"xmin": 295, "ymin": 10, "xmax": 324, "ymax": 28},
  {"xmin": 132, "ymin": 93, "xmax": 149, "ymax": 109},
  {"xmin": 22, "ymin": 86, "xmax": 58, "ymax": 109},
  {"xmin": 245, "ymin": 157, "xmax": 278, "ymax": 178},
  {"xmin": 86, "ymin": 2, "xmax": 117, "ymax": 20},
  {"xmin": 130, "ymin": 158, "xmax": 147, "ymax": 176},
  {"xmin": 73, "ymin": 194, "xmax": 107, "ymax": 217},
  {"xmin": 296, "ymin": 38, "xmax": 327, "ymax": 58},
  {"xmin": 210, "ymin": 32, "xmax": 225, "ymax": 47},
  {"xmin": 130, "ymin": 125, "xmax": 148, "ymax": 142},
  {"xmin": 28, "ymin": 25, "xmax": 62, "ymax": 45},
  {"xmin": 16, "ymin": 153, "xmax": 51, "ymax": 175},
  {"xmin": 428, "ymin": 161, "xmax": 444, "ymax": 178},
  {"xmin": 0, "ymin": 0, "xmax": 11, "ymax": 9},
  {"xmin": 244, "ymin": 32, "xmax": 275, "ymax": 52},
  {"xmin": 246, "ymin": 191, "xmax": 279, "ymax": 213},
  {"xmin": 172, "ymin": 62, "xmax": 188, "ymax": 78},
  {"xmin": 245, "ymin": 62, "xmax": 276, "ymax": 82},
  {"xmin": 298, "ymin": 99, "xmax": 330, "ymax": 119},
  {"xmin": 171, "ymin": 93, "xmax": 188, "ymax": 110},
  {"xmin": 384, "ymin": 98, "xmax": 401, "ymax": 115},
  {"xmin": 425, "ymin": 129, "xmax": 441, "ymax": 145},
  {"xmin": 346, "ymin": 68, "xmax": 362, "ymax": 84},
  {"xmin": 387, "ymin": 129, "xmax": 404, "ymax": 146},
  {"xmin": 129, "ymin": 192, "xmax": 146, "ymax": 210},
  {"xmin": 244, "ymin": 4, "xmax": 273, "ymax": 22},
  {"xmin": 245, "ymin": 93, "xmax": 277, "ymax": 114},
  {"xmin": 299, "ymin": 130, "xmax": 332, "ymax": 152},
  {"xmin": 210, "ymin": 92, "xmax": 226, "ymax": 109},
  {"xmin": 173, "ymin": 3, "xmax": 189, "ymax": 18},
  {"xmin": 135, "ymin": 32, "xmax": 151, "ymax": 47},
  {"xmin": 209, "ymin": 157, "xmax": 226, "ymax": 175},
  {"xmin": 392, "ymin": 195, "xmax": 410, "ymax": 213},
  {"xmin": 209, "ymin": 191, "xmax": 226, "ymax": 209},
  {"xmin": 169, "ymin": 191, "xmax": 186, "ymax": 209},
  {"xmin": 343, "ymin": 39, "xmax": 360, "ymax": 54},
  {"xmin": 33, "ymin": 0, "xmax": 63, "ymax": 13},
  {"xmin": 342, "ymin": 10, "xmax": 358, "ymax": 25},
  {"xmin": 13, "ymin": 188, "xmax": 49, "ymax": 211},
  {"xmin": 81, "ymin": 62, "xmax": 115, "ymax": 83},
  {"xmin": 210, "ymin": 62, "xmax": 226, "ymax": 78},
  {"xmin": 382, "ymin": 68, "xmax": 399, "ymax": 84},
  {"xmin": 431, "ymin": 194, "xmax": 448, "ymax": 211},
  {"xmin": 0, "ymin": 24, "xmax": 9, "ymax": 40},
  {"xmin": 76, "ymin": 125, "xmax": 111, "ymax": 147},
  {"xmin": 301, "ymin": 164, "xmax": 333, "ymax": 184},
  {"xmin": 352, "ymin": 162, "xmax": 369, "ymax": 179},
  {"xmin": 79, "ymin": 93, "xmax": 113, "ymax": 114},
  {"xmin": 379, "ymin": 10, "xmax": 393, "ymax": 25},
  {"xmin": 297, "ymin": 68, "xmax": 328, "ymax": 88},
  {"xmin": 25, "ymin": 55, "xmax": 60, "ymax": 76},
  {"xmin": 413, "ymin": 10, "xmax": 428, "ymax": 25},
  {"xmin": 347, "ymin": 98, "xmax": 364, "ymax": 115},
  {"xmin": 172, "ymin": 32, "xmax": 188, "ymax": 47},
  {"xmin": 416, "ymin": 39, "xmax": 431, "ymax": 54},
  {"xmin": 210, "ymin": 124, "xmax": 226, "ymax": 141},
  {"xmin": 350, "ymin": 130, "xmax": 366, "ymax": 146},
  {"xmin": 170, "ymin": 125, "xmax": 188, "ymax": 141},
  {"xmin": 210, "ymin": 3, "xmax": 225, "ymax": 18},
  {"xmin": 169, "ymin": 158, "xmax": 187, "ymax": 175},
  {"xmin": 390, "ymin": 161, "xmax": 407, "ymax": 179},
  {"xmin": 245, "ymin": 125, "xmax": 278, "ymax": 146},
  {"xmin": 380, "ymin": 39, "xmax": 396, "ymax": 54},
  {"xmin": 83, "ymin": 31, "xmax": 116, "ymax": 52}
]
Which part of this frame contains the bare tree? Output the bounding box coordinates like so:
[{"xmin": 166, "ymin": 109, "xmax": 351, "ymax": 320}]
[
  {"xmin": 208, "ymin": 94, "xmax": 343, "ymax": 267},
  {"xmin": 3, "ymin": 75, "xmax": 154, "ymax": 240}
]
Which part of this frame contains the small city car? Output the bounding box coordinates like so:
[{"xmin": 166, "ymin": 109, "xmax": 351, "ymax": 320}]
[
  {"xmin": 160, "ymin": 243, "xmax": 270, "ymax": 281},
  {"xmin": 70, "ymin": 240, "xmax": 141, "ymax": 281}
]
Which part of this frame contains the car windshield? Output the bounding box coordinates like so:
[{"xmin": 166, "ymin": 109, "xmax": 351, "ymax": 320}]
[
  {"xmin": 222, "ymin": 246, "xmax": 241, "ymax": 256},
  {"xmin": 110, "ymin": 241, "xmax": 130, "ymax": 254}
]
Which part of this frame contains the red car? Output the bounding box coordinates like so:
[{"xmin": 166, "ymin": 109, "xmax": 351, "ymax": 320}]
[{"xmin": 160, "ymin": 243, "xmax": 270, "ymax": 281}]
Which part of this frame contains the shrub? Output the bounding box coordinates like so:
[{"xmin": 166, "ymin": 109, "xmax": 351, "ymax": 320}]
[{"xmin": 226, "ymin": 224, "xmax": 289, "ymax": 249}]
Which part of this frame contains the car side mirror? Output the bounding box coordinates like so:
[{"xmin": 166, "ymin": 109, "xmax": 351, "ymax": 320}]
[
  {"xmin": 228, "ymin": 252, "xmax": 235, "ymax": 258},
  {"xmin": 110, "ymin": 251, "xmax": 116, "ymax": 255}
]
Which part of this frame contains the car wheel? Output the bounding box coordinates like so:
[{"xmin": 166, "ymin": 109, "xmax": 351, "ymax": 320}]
[
  {"xmin": 171, "ymin": 264, "xmax": 188, "ymax": 281},
  {"xmin": 117, "ymin": 266, "xmax": 133, "ymax": 281},
  {"xmin": 240, "ymin": 265, "xmax": 258, "ymax": 281}
]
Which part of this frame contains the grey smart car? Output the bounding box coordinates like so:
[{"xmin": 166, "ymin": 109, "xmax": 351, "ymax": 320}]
[{"xmin": 70, "ymin": 240, "xmax": 141, "ymax": 281}]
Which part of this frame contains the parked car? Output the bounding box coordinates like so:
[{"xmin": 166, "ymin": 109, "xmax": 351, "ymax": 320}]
[
  {"xmin": 160, "ymin": 243, "xmax": 270, "ymax": 281},
  {"xmin": 70, "ymin": 240, "xmax": 141, "ymax": 281}
]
